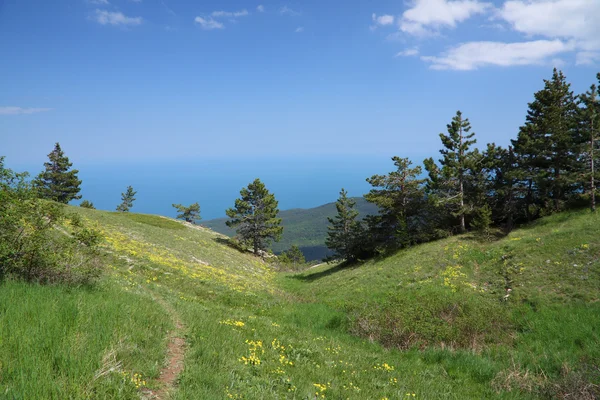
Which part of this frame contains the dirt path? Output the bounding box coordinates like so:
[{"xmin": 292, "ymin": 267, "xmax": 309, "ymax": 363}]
[{"xmin": 142, "ymin": 294, "xmax": 186, "ymax": 400}]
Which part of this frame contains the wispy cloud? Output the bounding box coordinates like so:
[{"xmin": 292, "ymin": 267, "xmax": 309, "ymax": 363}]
[
  {"xmin": 161, "ymin": 0, "xmax": 176, "ymax": 16},
  {"xmin": 194, "ymin": 16, "xmax": 224, "ymax": 30},
  {"xmin": 295, "ymin": 27, "xmax": 304, "ymax": 33},
  {"xmin": 0, "ymin": 107, "xmax": 52, "ymax": 115},
  {"xmin": 396, "ymin": 47, "xmax": 420, "ymax": 57},
  {"xmin": 257, "ymin": 5, "xmax": 265, "ymax": 12},
  {"xmin": 372, "ymin": 13, "xmax": 394, "ymax": 28},
  {"xmin": 211, "ymin": 10, "xmax": 249, "ymax": 18},
  {"xmin": 421, "ymin": 40, "xmax": 572, "ymax": 70},
  {"xmin": 86, "ymin": 0, "xmax": 109, "ymax": 5},
  {"xmin": 280, "ymin": 6, "xmax": 301, "ymax": 16},
  {"xmin": 93, "ymin": 9, "xmax": 143, "ymax": 26}
]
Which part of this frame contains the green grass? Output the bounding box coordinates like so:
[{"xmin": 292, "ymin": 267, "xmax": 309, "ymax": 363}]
[
  {"xmin": 2, "ymin": 207, "xmax": 599, "ymax": 399},
  {"xmin": 0, "ymin": 280, "xmax": 170, "ymax": 399}
]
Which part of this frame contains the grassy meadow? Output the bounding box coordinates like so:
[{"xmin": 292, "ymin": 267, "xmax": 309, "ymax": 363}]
[{"xmin": 0, "ymin": 207, "xmax": 598, "ymax": 399}]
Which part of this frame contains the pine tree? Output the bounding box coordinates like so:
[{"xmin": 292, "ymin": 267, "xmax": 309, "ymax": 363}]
[
  {"xmin": 326, "ymin": 189, "xmax": 363, "ymax": 261},
  {"xmin": 172, "ymin": 202, "xmax": 201, "ymax": 223},
  {"xmin": 280, "ymin": 245, "xmax": 305, "ymax": 268},
  {"xmin": 471, "ymin": 203, "xmax": 493, "ymax": 241},
  {"xmin": 365, "ymin": 157, "xmax": 425, "ymax": 249},
  {"xmin": 116, "ymin": 186, "xmax": 137, "ymax": 212},
  {"xmin": 226, "ymin": 179, "xmax": 283, "ymax": 255},
  {"xmin": 425, "ymin": 111, "xmax": 477, "ymax": 233},
  {"xmin": 577, "ymin": 79, "xmax": 599, "ymax": 212},
  {"xmin": 34, "ymin": 143, "xmax": 82, "ymax": 204},
  {"xmin": 79, "ymin": 200, "xmax": 95, "ymax": 209},
  {"xmin": 512, "ymin": 69, "xmax": 580, "ymax": 214},
  {"xmin": 481, "ymin": 144, "xmax": 519, "ymax": 231}
]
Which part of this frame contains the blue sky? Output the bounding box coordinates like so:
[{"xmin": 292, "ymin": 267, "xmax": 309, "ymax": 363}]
[{"xmin": 1, "ymin": 0, "xmax": 600, "ymax": 217}]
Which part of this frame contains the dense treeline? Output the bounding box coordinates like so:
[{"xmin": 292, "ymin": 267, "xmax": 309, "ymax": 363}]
[{"xmin": 328, "ymin": 69, "xmax": 600, "ymax": 261}]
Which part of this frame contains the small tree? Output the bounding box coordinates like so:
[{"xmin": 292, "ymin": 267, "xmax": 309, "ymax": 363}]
[
  {"xmin": 471, "ymin": 204, "xmax": 493, "ymax": 241},
  {"xmin": 34, "ymin": 142, "xmax": 82, "ymax": 204},
  {"xmin": 280, "ymin": 245, "xmax": 306, "ymax": 269},
  {"xmin": 326, "ymin": 188, "xmax": 364, "ymax": 262},
  {"xmin": 172, "ymin": 202, "xmax": 201, "ymax": 224},
  {"xmin": 226, "ymin": 179, "xmax": 283, "ymax": 255},
  {"xmin": 80, "ymin": 200, "xmax": 95, "ymax": 209},
  {"xmin": 116, "ymin": 186, "xmax": 137, "ymax": 212}
]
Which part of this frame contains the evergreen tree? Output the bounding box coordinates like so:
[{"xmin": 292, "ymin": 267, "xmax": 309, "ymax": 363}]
[
  {"xmin": 116, "ymin": 186, "xmax": 137, "ymax": 212},
  {"xmin": 577, "ymin": 79, "xmax": 600, "ymax": 212},
  {"xmin": 471, "ymin": 203, "xmax": 493, "ymax": 241},
  {"xmin": 280, "ymin": 245, "xmax": 306, "ymax": 268},
  {"xmin": 226, "ymin": 179, "xmax": 283, "ymax": 255},
  {"xmin": 34, "ymin": 143, "xmax": 82, "ymax": 204},
  {"xmin": 172, "ymin": 202, "xmax": 201, "ymax": 223},
  {"xmin": 79, "ymin": 200, "xmax": 95, "ymax": 209},
  {"xmin": 365, "ymin": 157, "xmax": 426, "ymax": 249},
  {"xmin": 424, "ymin": 111, "xmax": 477, "ymax": 233},
  {"xmin": 326, "ymin": 189, "xmax": 364, "ymax": 261},
  {"xmin": 512, "ymin": 69, "xmax": 580, "ymax": 214}
]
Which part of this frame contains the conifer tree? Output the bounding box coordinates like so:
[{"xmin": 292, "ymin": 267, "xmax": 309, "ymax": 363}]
[
  {"xmin": 512, "ymin": 69, "xmax": 580, "ymax": 214},
  {"xmin": 116, "ymin": 186, "xmax": 137, "ymax": 212},
  {"xmin": 425, "ymin": 111, "xmax": 477, "ymax": 233},
  {"xmin": 226, "ymin": 179, "xmax": 283, "ymax": 255},
  {"xmin": 172, "ymin": 202, "xmax": 201, "ymax": 223},
  {"xmin": 79, "ymin": 200, "xmax": 95, "ymax": 209},
  {"xmin": 280, "ymin": 245, "xmax": 306, "ymax": 268},
  {"xmin": 577, "ymin": 79, "xmax": 599, "ymax": 212},
  {"xmin": 365, "ymin": 157, "xmax": 425, "ymax": 248},
  {"xmin": 34, "ymin": 143, "xmax": 82, "ymax": 204},
  {"xmin": 326, "ymin": 189, "xmax": 363, "ymax": 261}
]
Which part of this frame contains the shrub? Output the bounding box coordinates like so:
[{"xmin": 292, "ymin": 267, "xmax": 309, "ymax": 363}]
[
  {"xmin": 80, "ymin": 199, "xmax": 95, "ymax": 209},
  {"xmin": 0, "ymin": 159, "xmax": 103, "ymax": 285}
]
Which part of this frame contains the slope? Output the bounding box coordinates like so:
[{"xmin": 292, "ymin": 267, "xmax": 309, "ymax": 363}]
[{"xmin": 203, "ymin": 196, "xmax": 378, "ymax": 260}]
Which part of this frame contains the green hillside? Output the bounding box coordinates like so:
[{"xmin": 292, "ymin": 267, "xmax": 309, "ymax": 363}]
[
  {"xmin": 204, "ymin": 197, "xmax": 378, "ymax": 260},
  {"xmin": 2, "ymin": 207, "xmax": 599, "ymax": 399}
]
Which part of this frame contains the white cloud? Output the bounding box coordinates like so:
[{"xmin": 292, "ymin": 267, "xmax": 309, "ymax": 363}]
[
  {"xmin": 400, "ymin": 0, "xmax": 491, "ymax": 36},
  {"xmin": 257, "ymin": 5, "xmax": 265, "ymax": 12},
  {"xmin": 499, "ymin": 0, "xmax": 600, "ymax": 51},
  {"xmin": 372, "ymin": 13, "xmax": 395, "ymax": 26},
  {"xmin": 86, "ymin": 0, "xmax": 109, "ymax": 5},
  {"xmin": 422, "ymin": 39, "xmax": 572, "ymax": 70},
  {"xmin": 194, "ymin": 16, "xmax": 224, "ymax": 30},
  {"xmin": 576, "ymin": 51, "xmax": 600, "ymax": 66},
  {"xmin": 0, "ymin": 107, "xmax": 52, "ymax": 115},
  {"xmin": 295, "ymin": 27, "xmax": 304, "ymax": 33},
  {"xmin": 93, "ymin": 9, "xmax": 142, "ymax": 26},
  {"xmin": 396, "ymin": 47, "xmax": 420, "ymax": 57},
  {"xmin": 211, "ymin": 10, "xmax": 249, "ymax": 18},
  {"xmin": 280, "ymin": 6, "xmax": 301, "ymax": 16}
]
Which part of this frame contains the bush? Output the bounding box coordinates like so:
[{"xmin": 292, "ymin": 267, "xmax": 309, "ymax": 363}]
[
  {"xmin": 0, "ymin": 160, "xmax": 103, "ymax": 285},
  {"xmin": 80, "ymin": 199, "xmax": 95, "ymax": 209},
  {"xmin": 348, "ymin": 286, "xmax": 513, "ymax": 350}
]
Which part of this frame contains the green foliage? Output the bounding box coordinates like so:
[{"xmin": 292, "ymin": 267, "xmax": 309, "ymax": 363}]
[
  {"xmin": 226, "ymin": 178, "xmax": 283, "ymax": 255},
  {"xmin": 116, "ymin": 185, "xmax": 137, "ymax": 212},
  {"xmin": 365, "ymin": 157, "xmax": 427, "ymax": 251},
  {"xmin": 278, "ymin": 245, "xmax": 306, "ymax": 270},
  {"xmin": 172, "ymin": 202, "xmax": 201, "ymax": 224},
  {"xmin": 205, "ymin": 197, "xmax": 378, "ymax": 261},
  {"xmin": 577, "ymin": 79, "xmax": 600, "ymax": 212},
  {"xmin": 80, "ymin": 199, "xmax": 95, "ymax": 209},
  {"xmin": 0, "ymin": 158, "xmax": 102, "ymax": 284},
  {"xmin": 512, "ymin": 68, "xmax": 581, "ymax": 215},
  {"xmin": 425, "ymin": 111, "xmax": 479, "ymax": 233},
  {"xmin": 471, "ymin": 203, "xmax": 493, "ymax": 241},
  {"xmin": 325, "ymin": 188, "xmax": 365, "ymax": 261},
  {"xmin": 33, "ymin": 142, "xmax": 82, "ymax": 204}
]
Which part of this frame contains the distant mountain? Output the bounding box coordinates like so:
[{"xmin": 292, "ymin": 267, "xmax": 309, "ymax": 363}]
[{"xmin": 203, "ymin": 197, "xmax": 379, "ymax": 261}]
